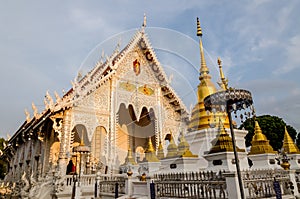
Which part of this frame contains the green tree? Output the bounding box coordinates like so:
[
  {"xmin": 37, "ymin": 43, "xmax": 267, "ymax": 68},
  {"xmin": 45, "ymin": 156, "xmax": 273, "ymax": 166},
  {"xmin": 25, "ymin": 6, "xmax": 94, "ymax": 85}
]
[
  {"xmin": 0, "ymin": 137, "xmax": 7, "ymax": 179},
  {"xmin": 240, "ymin": 115, "xmax": 298, "ymax": 151}
]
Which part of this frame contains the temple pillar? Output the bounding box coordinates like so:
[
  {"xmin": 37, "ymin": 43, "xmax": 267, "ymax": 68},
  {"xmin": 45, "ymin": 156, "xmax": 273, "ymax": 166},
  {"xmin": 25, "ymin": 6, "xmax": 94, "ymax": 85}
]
[
  {"xmin": 109, "ymin": 77, "xmax": 117, "ymax": 173},
  {"xmin": 56, "ymin": 110, "xmax": 72, "ymax": 175}
]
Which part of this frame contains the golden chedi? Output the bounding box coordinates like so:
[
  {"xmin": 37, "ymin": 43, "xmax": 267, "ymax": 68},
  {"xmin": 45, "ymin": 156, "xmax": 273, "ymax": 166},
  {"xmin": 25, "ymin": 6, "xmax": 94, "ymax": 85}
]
[
  {"xmin": 188, "ymin": 18, "xmax": 229, "ymax": 131},
  {"xmin": 177, "ymin": 133, "xmax": 198, "ymax": 157},
  {"xmin": 166, "ymin": 135, "xmax": 178, "ymax": 158},
  {"xmin": 157, "ymin": 140, "xmax": 165, "ymax": 160},
  {"xmin": 282, "ymin": 126, "xmax": 300, "ymax": 154},
  {"xmin": 208, "ymin": 120, "xmax": 244, "ymax": 154},
  {"xmin": 143, "ymin": 137, "xmax": 159, "ymax": 162},
  {"xmin": 248, "ymin": 121, "xmax": 276, "ymax": 155}
]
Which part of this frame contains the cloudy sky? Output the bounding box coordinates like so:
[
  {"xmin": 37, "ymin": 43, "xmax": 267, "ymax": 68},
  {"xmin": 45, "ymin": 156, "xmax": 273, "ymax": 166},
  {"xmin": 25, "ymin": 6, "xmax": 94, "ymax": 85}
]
[{"xmin": 0, "ymin": 1, "xmax": 300, "ymax": 138}]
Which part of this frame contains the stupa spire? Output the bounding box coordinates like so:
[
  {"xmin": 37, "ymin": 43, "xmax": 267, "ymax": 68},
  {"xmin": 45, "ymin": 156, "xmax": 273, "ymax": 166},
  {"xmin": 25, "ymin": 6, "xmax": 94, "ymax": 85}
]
[
  {"xmin": 217, "ymin": 57, "xmax": 228, "ymax": 90},
  {"xmin": 80, "ymin": 132, "xmax": 85, "ymax": 146},
  {"xmin": 166, "ymin": 134, "xmax": 178, "ymax": 158},
  {"xmin": 208, "ymin": 119, "xmax": 243, "ymax": 154},
  {"xmin": 248, "ymin": 121, "xmax": 276, "ymax": 155},
  {"xmin": 143, "ymin": 137, "xmax": 159, "ymax": 162},
  {"xmin": 157, "ymin": 139, "xmax": 165, "ymax": 160},
  {"xmin": 178, "ymin": 132, "xmax": 198, "ymax": 157},
  {"xmin": 282, "ymin": 126, "xmax": 300, "ymax": 154},
  {"xmin": 124, "ymin": 146, "xmax": 137, "ymax": 165},
  {"xmin": 197, "ymin": 17, "xmax": 209, "ymax": 77},
  {"xmin": 188, "ymin": 18, "xmax": 229, "ymax": 131}
]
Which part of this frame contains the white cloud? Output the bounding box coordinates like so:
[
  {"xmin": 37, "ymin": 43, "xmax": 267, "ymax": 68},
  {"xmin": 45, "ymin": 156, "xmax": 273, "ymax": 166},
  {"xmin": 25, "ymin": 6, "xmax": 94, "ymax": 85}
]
[
  {"xmin": 273, "ymin": 35, "xmax": 300, "ymax": 74},
  {"xmin": 1, "ymin": 1, "xmax": 300, "ymax": 137}
]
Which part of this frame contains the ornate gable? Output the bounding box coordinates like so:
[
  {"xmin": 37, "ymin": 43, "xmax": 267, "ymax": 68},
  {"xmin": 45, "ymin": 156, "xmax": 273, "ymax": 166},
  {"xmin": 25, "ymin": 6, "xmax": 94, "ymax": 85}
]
[{"xmin": 69, "ymin": 28, "xmax": 188, "ymax": 122}]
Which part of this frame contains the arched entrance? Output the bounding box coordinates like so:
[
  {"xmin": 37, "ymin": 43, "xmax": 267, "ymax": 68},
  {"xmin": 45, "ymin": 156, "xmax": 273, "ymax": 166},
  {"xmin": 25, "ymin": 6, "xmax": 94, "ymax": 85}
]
[
  {"xmin": 90, "ymin": 126, "xmax": 107, "ymax": 173},
  {"xmin": 117, "ymin": 103, "xmax": 157, "ymax": 164}
]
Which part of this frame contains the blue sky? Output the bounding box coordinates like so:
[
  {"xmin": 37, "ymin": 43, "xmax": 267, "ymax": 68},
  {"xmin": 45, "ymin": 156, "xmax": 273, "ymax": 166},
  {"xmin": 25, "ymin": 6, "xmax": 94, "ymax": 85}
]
[{"xmin": 0, "ymin": 1, "xmax": 300, "ymax": 138}]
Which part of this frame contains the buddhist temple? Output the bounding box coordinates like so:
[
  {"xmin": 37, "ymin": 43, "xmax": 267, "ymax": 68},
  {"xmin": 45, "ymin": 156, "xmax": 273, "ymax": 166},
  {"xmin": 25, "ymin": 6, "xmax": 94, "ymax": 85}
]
[{"xmin": 0, "ymin": 16, "xmax": 299, "ymax": 199}]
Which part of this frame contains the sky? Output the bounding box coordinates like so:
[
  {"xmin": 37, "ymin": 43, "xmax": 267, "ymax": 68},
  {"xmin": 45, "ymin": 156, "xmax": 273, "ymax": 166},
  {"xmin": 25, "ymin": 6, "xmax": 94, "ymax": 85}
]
[{"xmin": 0, "ymin": 1, "xmax": 300, "ymax": 138}]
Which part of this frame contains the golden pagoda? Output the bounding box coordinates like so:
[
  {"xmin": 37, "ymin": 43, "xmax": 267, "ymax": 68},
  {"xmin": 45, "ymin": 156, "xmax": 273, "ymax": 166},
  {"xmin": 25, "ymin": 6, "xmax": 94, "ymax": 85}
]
[
  {"xmin": 208, "ymin": 120, "xmax": 244, "ymax": 154},
  {"xmin": 143, "ymin": 137, "xmax": 159, "ymax": 162},
  {"xmin": 165, "ymin": 135, "xmax": 178, "ymax": 158},
  {"xmin": 177, "ymin": 133, "xmax": 198, "ymax": 157},
  {"xmin": 157, "ymin": 140, "xmax": 165, "ymax": 160},
  {"xmin": 282, "ymin": 126, "xmax": 300, "ymax": 154},
  {"xmin": 124, "ymin": 146, "xmax": 137, "ymax": 165},
  {"xmin": 248, "ymin": 121, "xmax": 276, "ymax": 155},
  {"xmin": 188, "ymin": 18, "xmax": 229, "ymax": 131}
]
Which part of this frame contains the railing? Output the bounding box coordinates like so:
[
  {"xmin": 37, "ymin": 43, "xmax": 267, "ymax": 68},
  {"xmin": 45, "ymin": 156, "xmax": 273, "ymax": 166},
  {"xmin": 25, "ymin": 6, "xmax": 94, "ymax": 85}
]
[
  {"xmin": 80, "ymin": 174, "xmax": 96, "ymax": 186},
  {"xmin": 242, "ymin": 169, "xmax": 292, "ymax": 198},
  {"xmin": 154, "ymin": 171, "xmax": 227, "ymax": 199},
  {"xmin": 98, "ymin": 174, "xmax": 126, "ymax": 196},
  {"xmin": 295, "ymin": 170, "xmax": 300, "ymax": 192}
]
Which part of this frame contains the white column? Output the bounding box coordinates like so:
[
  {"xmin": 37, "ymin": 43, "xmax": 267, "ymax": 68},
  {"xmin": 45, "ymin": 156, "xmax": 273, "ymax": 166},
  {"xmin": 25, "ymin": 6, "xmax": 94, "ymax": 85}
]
[
  {"xmin": 288, "ymin": 170, "xmax": 299, "ymax": 197},
  {"xmin": 223, "ymin": 172, "xmax": 243, "ymax": 199}
]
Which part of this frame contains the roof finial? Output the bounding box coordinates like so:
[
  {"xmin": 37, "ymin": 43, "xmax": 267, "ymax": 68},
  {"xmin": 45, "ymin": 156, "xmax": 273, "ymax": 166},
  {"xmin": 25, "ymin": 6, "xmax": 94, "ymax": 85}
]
[
  {"xmin": 142, "ymin": 13, "xmax": 147, "ymax": 28},
  {"xmin": 24, "ymin": 109, "xmax": 31, "ymax": 123},
  {"xmin": 217, "ymin": 57, "xmax": 228, "ymax": 90},
  {"xmin": 31, "ymin": 102, "xmax": 39, "ymax": 118},
  {"xmin": 197, "ymin": 17, "xmax": 202, "ymax": 37},
  {"xmin": 196, "ymin": 17, "xmax": 209, "ymax": 76}
]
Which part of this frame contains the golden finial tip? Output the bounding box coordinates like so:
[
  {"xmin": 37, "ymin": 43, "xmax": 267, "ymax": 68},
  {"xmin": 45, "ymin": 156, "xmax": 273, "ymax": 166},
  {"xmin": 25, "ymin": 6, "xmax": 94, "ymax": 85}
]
[
  {"xmin": 217, "ymin": 57, "xmax": 222, "ymax": 66},
  {"xmin": 197, "ymin": 17, "xmax": 202, "ymax": 37}
]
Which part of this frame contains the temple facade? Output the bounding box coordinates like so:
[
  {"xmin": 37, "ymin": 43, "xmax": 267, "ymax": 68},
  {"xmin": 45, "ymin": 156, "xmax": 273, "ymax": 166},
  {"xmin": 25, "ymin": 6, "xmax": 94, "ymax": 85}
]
[{"xmin": 1, "ymin": 17, "xmax": 299, "ymax": 199}]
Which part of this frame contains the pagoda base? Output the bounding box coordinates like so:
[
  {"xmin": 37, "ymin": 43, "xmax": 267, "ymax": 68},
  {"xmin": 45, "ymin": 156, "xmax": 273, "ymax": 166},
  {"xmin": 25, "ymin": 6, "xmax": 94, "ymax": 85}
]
[
  {"xmin": 248, "ymin": 153, "xmax": 281, "ymax": 170},
  {"xmin": 204, "ymin": 151, "xmax": 248, "ymax": 172},
  {"xmin": 159, "ymin": 157, "xmax": 200, "ymax": 173}
]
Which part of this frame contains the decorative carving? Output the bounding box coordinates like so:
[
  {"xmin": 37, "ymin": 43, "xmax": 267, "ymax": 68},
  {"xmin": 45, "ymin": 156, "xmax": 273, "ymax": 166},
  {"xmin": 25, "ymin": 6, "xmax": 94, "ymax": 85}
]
[
  {"xmin": 20, "ymin": 171, "xmax": 30, "ymax": 198},
  {"xmin": 46, "ymin": 91, "xmax": 54, "ymax": 110},
  {"xmin": 31, "ymin": 102, "xmax": 39, "ymax": 118},
  {"xmin": 52, "ymin": 119, "xmax": 62, "ymax": 141},
  {"xmin": 54, "ymin": 91, "xmax": 62, "ymax": 104},
  {"xmin": 24, "ymin": 109, "xmax": 31, "ymax": 123}
]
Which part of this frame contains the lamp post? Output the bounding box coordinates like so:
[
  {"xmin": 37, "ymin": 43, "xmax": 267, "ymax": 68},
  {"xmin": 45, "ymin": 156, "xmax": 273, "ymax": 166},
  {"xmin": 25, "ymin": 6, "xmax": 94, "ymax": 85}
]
[{"xmin": 204, "ymin": 88, "xmax": 254, "ymax": 199}]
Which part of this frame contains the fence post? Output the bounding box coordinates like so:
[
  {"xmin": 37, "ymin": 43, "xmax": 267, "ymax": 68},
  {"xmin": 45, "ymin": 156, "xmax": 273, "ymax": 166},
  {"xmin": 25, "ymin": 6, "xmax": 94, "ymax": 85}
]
[
  {"xmin": 125, "ymin": 176, "xmax": 134, "ymax": 197},
  {"xmin": 288, "ymin": 170, "xmax": 299, "ymax": 197},
  {"xmin": 150, "ymin": 180, "xmax": 155, "ymax": 199},
  {"xmin": 223, "ymin": 172, "xmax": 243, "ymax": 199},
  {"xmin": 115, "ymin": 182, "xmax": 119, "ymax": 198},
  {"xmin": 94, "ymin": 171, "xmax": 100, "ymax": 198}
]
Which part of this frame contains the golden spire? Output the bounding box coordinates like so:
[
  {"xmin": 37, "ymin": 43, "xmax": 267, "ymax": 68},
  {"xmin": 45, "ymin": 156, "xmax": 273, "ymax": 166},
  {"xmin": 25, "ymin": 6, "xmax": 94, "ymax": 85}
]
[
  {"xmin": 166, "ymin": 134, "xmax": 178, "ymax": 158},
  {"xmin": 188, "ymin": 18, "xmax": 229, "ymax": 131},
  {"xmin": 178, "ymin": 132, "xmax": 198, "ymax": 157},
  {"xmin": 208, "ymin": 120, "xmax": 244, "ymax": 154},
  {"xmin": 80, "ymin": 132, "xmax": 85, "ymax": 146},
  {"xmin": 124, "ymin": 146, "xmax": 137, "ymax": 165},
  {"xmin": 248, "ymin": 121, "xmax": 276, "ymax": 155},
  {"xmin": 197, "ymin": 17, "xmax": 209, "ymax": 77},
  {"xmin": 143, "ymin": 137, "xmax": 159, "ymax": 162},
  {"xmin": 157, "ymin": 140, "xmax": 165, "ymax": 160},
  {"xmin": 178, "ymin": 132, "xmax": 190, "ymax": 156},
  {"xmin": 217, "ymin": 57, "xmax": 228, "ymax": 90},
  {"xmin": 282, "ymin": 126, "xmax": 300, "ymax": 154}
]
